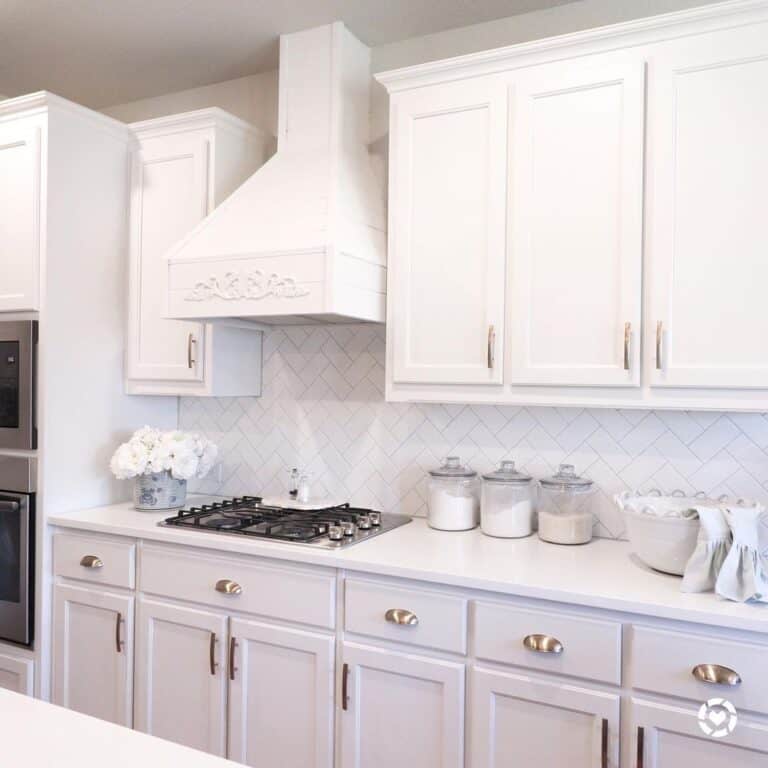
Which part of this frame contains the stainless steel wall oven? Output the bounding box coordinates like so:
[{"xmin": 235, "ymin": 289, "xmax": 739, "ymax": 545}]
[{"xmin": 0, "ymin": 321, "xmax": 37, "ymax": 451}]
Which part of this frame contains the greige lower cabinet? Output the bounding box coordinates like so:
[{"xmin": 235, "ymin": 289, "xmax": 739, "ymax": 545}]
[
  {"xmin": 0, "ymin": 652, "xmax": 34, "ymax": 696},
  {"xmin": 134, "ymin": 598, "xmax": 228, "ymax": 755},
  {"xmin": 632, "ymin": 699, "xmax": 768, "ymax": 768},
  {"xmin": 470, "ymin": 666, "xmax": 620, "ymax": 767},
  {"xmin": 52, "ymin": 583, "xmax": 133, "ymax": 726},
  {"xmin": 340, "ymin": 641, "xmax": 464, "ymax": 768}
]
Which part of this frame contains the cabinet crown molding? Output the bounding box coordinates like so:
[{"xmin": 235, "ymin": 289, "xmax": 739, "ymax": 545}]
[{"xmin": 375, "ymin": 0, "xmax": 768, "ymax": 91}]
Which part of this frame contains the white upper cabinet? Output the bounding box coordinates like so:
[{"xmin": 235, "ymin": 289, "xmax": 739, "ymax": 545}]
[
  {"xmin": 507, "ymin": 53, "xmax": 644, "ymax": 387},
  {"xmin": 126, "ymin": 109, "xmax": 271, "ymax": 396},
  {"xmin": 647, "ymin": 24, "xmax": 768, "ymax": 389},
  {"xmin": 388, "ymin": 77, "xmax": 507, "ymax": 386},
  {"xmin": 0, "ymin": 116, "xmax": 41, "ymax": 313}
]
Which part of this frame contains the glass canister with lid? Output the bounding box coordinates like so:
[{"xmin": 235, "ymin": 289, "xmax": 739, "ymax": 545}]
[
  {"xmin": 537, "ymin": 464, "xmax": 596, "ymax": 545},
  {"xmin": 427, "ymin": 456, "xmax": 480, "ymax": 531},
  {"xmin": 480, "ymin": 460, "xmax": 535, "ymax": 538}
]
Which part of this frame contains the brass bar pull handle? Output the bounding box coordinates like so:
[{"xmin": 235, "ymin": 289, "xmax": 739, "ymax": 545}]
[
  {"xmin": 624, "ymin": 322, "xmax": 631, "ymax": 371},
  {"xmin": 342, "ymin": 662, "xmax": 350, "ymax": 711},
  {"xmin": 209, "ymin": 632, "xmax": 217, "ymax": 676},
  {"xmin": 523, "ymin": 634, "xmax": 564, "ymax": 654},
  {"xmin": 80, "ymin": 555, "xmax": 103, "ymax": 569},
  {"xmin": 215, "ymin": 579, "xmax": 242, "ymax": 595},
  {"xmin": 692, "ymin": 663, "xmax": 741, "ymax": 686},
  {"xmin": 636, "ymin": 726, "xmax": 644, "ymax": 768},
  {"xmin": 229, "ymin": 636, "xmax": 237, "ymax": 681},
  {"xmin": 601, "ymin": 718, "xmax": 608, "ymax": 768},
  {"xmin": 655, "ymin": 321, "xmax": 663, "ymax": 370},
  {"xmin": 115, "ymin": 612, "xmax": 123, "ymax": 653},
  {"xmin": 384, "ymin": 608, "xmax": 419, "ymax": 626},
  {"xmin": 187, "ymin": 333, "xmax": 196, "ymax": 369},
  {"xmin": 487, "ymin": 325, "xmax": 496, "ymax": 369}
]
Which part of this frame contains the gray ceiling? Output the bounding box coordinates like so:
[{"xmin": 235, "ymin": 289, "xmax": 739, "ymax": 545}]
[{"xmin": 0, "ymin": 0, "xmax": 575, "ymax": 107}]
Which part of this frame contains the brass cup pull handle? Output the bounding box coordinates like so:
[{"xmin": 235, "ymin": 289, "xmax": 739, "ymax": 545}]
[
  {"xmin": 80, "ymin": 555, "xmax": 103, "ymax": 569},
  {"xmin": 692, "ymin": 663, "xmax": 742, "ymax": 686},
  {"xmin": 384, "ymin": 608, "xmax": 419, "ymax": 626},
  {"xmin": 523, "ymin": 634, "xmax": 564, "ymax": 654},
  {"xmin": 624, "ymin": 322, "xmax": 632, "ymax": 371},
  {"xmin": 215, "ymin": 579, "xmax": 242, "ymax": 595}
]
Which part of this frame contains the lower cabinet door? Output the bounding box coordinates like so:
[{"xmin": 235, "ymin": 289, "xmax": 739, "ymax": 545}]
[
  {"xmin": 340, "ymin": 641, "xmax": 465, "ymax": 768},
  {"xmin": 134, "ymin": 597, "xmax": 228, "ymax": 756},
  {"xmin": 0, "ymin": 652, "xmax": 33, "ymax": 695},
  {"xmin": 228, "ymin": 618, "xmax": 335, "ymax": 768},
  {"xmin": 470, "ymin": 666, "xmax": 620, "ymax": 767},
  {"xmin": 632, "ymin": 698, "xmax": 768, "ymax": 767},
  {"xmin": 52, "ymin": 584, "xmax": 133, "ymax": 726}
]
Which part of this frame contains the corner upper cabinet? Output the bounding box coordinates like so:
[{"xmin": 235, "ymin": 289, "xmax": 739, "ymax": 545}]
[
  {"xmin": 507, "ymin": 53, "xmax": 645, "ymax": 387},
  {"xmin": 647, "ymin": 25, "xmax": 768, "ymax": 389},
  {"xmin": 0, "ymin": 113, "xmax": 41, "ymax": 313},
  {"xmin": 126, "ymin": 109, "xmax": 271, "ymax": 396},
  {"xmin": 386, "ymin": 77, "xmax": 507, "ymax": 387}
]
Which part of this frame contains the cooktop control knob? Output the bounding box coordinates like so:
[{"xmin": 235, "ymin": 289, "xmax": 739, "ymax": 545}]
[
  {"xmin": 342, "ymin": 521, "xmax": 356, "ymax": 537},
  {"xmin": 328, "ymin": 525, "xmax": 344, "ymax": 541},
  {"xmin": 369, "ymin": 512, "xmax": 381, "ymax": 527},
  {"xmin": 357, "ymin": 515, "xmax": 372, "ymax": 530}
]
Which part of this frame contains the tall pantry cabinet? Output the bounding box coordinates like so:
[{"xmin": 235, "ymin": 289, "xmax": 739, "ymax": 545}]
[{"xmin": 378, "ymin": 0, "xmax": 768, "ymax": 411}]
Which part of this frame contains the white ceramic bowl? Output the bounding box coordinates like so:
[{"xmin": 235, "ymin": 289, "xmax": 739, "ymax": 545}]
[{"xmin": 623, "ymin": 507, "xmax": 700, "ymax": 575}]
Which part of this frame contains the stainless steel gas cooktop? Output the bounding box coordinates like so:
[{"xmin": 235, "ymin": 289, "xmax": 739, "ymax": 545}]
[{"xmin": 160, "ymin": 496, "xmax": 411, "ymax": 549}]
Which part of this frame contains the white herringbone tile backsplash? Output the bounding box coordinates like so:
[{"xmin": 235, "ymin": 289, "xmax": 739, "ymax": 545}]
[{"xmin": 180, "ymin": 324, "xmax": 768, "ymax": 539}]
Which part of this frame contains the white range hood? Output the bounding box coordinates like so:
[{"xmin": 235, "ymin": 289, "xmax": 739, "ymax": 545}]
[{"xmin": 166, "ymin": 23, "xmax": 386, "ymax": 324}]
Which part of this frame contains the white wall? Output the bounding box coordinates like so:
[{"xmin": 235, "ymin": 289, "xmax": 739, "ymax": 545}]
[{"xmin": 102, "ymin": 71, "xmax": 278, "ymax": 134}]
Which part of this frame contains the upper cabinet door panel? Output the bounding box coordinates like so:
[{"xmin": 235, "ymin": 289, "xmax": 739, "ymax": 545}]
[
  {"xmin": 0, "ymin": 120, "xmax": 41, "ymax": 313},
  {"xmin": 390, "ymin": 77, "xmax": 507, "ymax": 385},
  {"xmin": 648, "ymin": 24, "xmax": 768, "ymax": 388},
  {"xmin": 127, "ymin": 133, "xmax": 208, "ymax": 382},
  {"xmin": 507, "ymin": 53, "xmax": 645, "ymax": 387}
]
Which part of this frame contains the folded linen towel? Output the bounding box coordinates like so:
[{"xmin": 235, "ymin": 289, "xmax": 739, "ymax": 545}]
[
  {"xmin": 715, "ymin": 505, "xmax": 768, "ymax": 602},
  {"xmin": 682, "ymin": 506, "xmax": 732, "ymax": 593}
]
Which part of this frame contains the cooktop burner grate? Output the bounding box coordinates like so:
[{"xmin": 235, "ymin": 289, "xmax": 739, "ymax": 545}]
[{"xmin": 160, "ymin": 497, "xmax": 411, "ymax": 548}]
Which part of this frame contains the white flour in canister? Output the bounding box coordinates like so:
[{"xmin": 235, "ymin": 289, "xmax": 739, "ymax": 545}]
[
  {"xmin": 481, "ymin": 498, "xmax": 533, "ymax": 537},
  {"xmin": 428, "ymin": 486, "xmax": 479, "ymax": 531}
]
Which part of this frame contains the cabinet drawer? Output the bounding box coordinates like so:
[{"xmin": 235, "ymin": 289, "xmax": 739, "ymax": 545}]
[
  {"xmin": 631, "ymin": 626, "xmax": 768, "ymax": 715},
  {"xmin": 140, "ymin": 545, "xmax": 336, "ymax": 629},
  {"xmin": 473, "ymin": 601, "xmax": 621, "ymax": 685},
  {"xmin": 53, "ymin": 533, "xmax": 135, "ymax": 589},
  {"xmin": 344, "ymin": 578, "xmax": 467, "ymax": 654}
]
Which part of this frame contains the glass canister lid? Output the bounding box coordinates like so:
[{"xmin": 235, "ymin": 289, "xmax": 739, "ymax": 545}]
[
  {"xmin": 429, "ymin": 456, "xmax": 477, "ymax": 478},
  {"xmin": 481, "ymin": 460, "xmax": 532, "ymax": 484},
  {"xmin": 539, "ymin": 464, "xmax": 594, "ymax": 490}
]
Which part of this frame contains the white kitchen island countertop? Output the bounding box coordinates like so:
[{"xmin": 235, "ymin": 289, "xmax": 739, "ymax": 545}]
[
  {"xmin": 50, "ymin": 499, "xmax": 768, "ymax": 635},
  {"xmin": 0, "ymin": 688, "xmax": 237, "ymax": 767}
]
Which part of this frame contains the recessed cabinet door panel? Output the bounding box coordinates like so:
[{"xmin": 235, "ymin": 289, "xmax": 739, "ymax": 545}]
[
  {"xmin": 508, "ymin": 54, "xmax": 644, "ymax": 387},
  {"xmin": 127, "ymin": 134, "xmax": 208, "ymax": 382},
  {"xmin": 648, "ymin": 26, "xmax": 768, "ymax": 388},
  {"xmin": 134, "ymin": 598, "xmax": 227, "ymax": 756},
  {"xmin": 0, "ymin": 653, "xmax": 33, "ymax": 695},
  {"xmin": 632, "ymin": 698, "xmax": 768, "ymax": 767},
  {"xmin": 228, "ymin": 619, "xmax": 334, "ymax": 768},
  {"xmin": 470, "ymin": 666, "xmax": 620, "ymax": 768},
  {"xmin": 0, "ymin": 121, "xmax": 41, "ymax": 313},
  {"xmin": 340, "ymin": 642, "xmax": 464, "ymax": 768},
  {"xmin": 390, "ymin": 77, "xmax": 507, "ymax": 385},
  {"xmin": 52, "ymin": 584, "xmax": 133, "ymax": 727}
]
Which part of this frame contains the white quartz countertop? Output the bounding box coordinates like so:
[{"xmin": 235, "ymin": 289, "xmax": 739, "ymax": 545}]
[
  {"xmin": 49, "ymin": 500, "xmax": 768, "ymax": 634},
  {"xmin": 0, "ymin": 689, "xmax": 237, "ymax": 767}
]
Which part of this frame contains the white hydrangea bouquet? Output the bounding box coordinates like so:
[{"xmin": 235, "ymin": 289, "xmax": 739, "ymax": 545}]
[{"xmin": 110, "ymin": 426, "xmax": 218, "ymax": 510}]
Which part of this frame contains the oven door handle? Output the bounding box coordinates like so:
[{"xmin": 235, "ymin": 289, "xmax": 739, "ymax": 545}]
[{"xmin": 0, "ymin": 501, "xmax": 20, "ymax": 513}]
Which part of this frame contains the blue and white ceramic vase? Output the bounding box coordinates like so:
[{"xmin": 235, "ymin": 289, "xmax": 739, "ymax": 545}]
[{"xmin": 133, "ymin": 471, "xmax": 187, "ymax": 511}]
